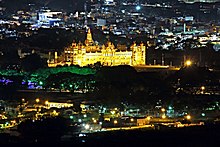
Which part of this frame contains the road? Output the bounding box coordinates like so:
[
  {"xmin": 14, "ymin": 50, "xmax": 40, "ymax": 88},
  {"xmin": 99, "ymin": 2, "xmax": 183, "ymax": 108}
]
[{"xmin": 81, "ymin": 122, "xmax": 204, "ymax": 133}]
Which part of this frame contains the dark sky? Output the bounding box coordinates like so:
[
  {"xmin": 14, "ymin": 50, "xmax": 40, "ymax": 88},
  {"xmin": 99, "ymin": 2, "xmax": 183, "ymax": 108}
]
[{"xmin": 3, "ymin": 0, "xmax": 87, "ymax": 13}]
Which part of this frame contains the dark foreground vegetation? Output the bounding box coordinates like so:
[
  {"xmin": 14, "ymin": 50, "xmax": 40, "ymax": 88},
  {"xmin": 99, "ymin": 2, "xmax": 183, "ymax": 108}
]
[
  {"xmin": 1, "ymin": 124, "xmax": 220, "ymax": 146},
  {"xmin": 76, "ymin": 124, "xmax": 220, "ymax": 146}
]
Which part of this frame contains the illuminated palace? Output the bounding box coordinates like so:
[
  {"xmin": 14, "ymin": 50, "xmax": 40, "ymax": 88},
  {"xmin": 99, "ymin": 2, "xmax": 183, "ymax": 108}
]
[{"xmin": 48, "ymin": 29, "xmax": 146, "ymax": 67}]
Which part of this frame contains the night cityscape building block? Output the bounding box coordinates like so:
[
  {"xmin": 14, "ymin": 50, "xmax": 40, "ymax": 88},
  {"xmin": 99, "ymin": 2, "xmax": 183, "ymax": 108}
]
[{"xmin": 48, "ymin": 28, "xmax": 146, "ymax": 67}]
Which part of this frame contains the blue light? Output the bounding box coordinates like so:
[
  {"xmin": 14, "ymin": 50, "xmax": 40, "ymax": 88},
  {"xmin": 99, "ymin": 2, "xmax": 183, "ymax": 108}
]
[{"xmin": 136, "ymin": 5, "xmax": 141, "ymax": 11}]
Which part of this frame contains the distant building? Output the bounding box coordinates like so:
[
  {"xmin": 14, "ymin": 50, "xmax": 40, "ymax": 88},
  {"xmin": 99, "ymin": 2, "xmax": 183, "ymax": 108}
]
[
  {"xmin": 37, "ymin": 10, "xmax": 62, "ymax": 28},
  {"xmin": 97, "ymin": 19, "xmax": 106, "ymax": 26},
  {"xmin": 48, "ymin": 28, "xmax": 146, "ymax": 67},
  {"xmin": 46, "ymin": 102, "xmax": 73, "ymax": 109},
  {"xmin": 104, "ymin": 0, "xmax": 116, "ymax": 6}
]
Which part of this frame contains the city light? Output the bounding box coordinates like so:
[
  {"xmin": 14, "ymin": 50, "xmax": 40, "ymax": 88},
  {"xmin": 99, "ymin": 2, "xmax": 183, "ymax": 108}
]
[
  {"xmin": 186, "ymin": 115, "xmax": 191, "ymax": 120},
  {"xmin": 185, "ymin": 60, "xmax": 192, "ymax": 66},
  {"xmin": 52, "ymin": 110, "xmax": 58, "ymax": 116},
  {"xmin": 45, "ymin": 100, "xmax": 49, "ymax": 105},
  {"xmin": 136, "ymin": 5, "xmax": 141, "ymax": 11},
  {"xmin": 110, "ymin": 110, "xmax": 116, "ymax": 115},
  {"xmin": 85, "ymin": 124, "xmax": 90, "ymax": 130},
  {"xmin": 35, "ymin": 98, "xmax": 40, "ymax": 103},
  {"xmin": 161, "ymin": 108, "xmax": 166, "ymax": 112},
  {"xmin": 39, "ymin": 81, "xmax": 43, "ymax": 85},
  {"xmin": 1, "ymin": 0, "xmax": 220, "ymax": 144}
]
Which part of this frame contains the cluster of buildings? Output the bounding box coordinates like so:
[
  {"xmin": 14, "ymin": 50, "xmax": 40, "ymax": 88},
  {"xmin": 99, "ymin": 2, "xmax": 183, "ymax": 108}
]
[
  {"xmin": 0, "ymin": 96, "xmax": 219, "ymax": 131},
  {"xmin": 0, "ymin": 0, "xmax": 219, "ymax": 67}
]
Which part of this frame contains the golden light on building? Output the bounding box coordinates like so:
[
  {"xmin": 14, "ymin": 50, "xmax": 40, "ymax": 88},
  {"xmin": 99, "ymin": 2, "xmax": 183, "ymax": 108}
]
[
  {"xmin": 147, "ymin": 116, "xmax": 151, "ymax": 121},
  {"xmin": 46, "ymin": 102, "xmax": 73, "ymax": 109},
  {"xmin": 45, "ymin": 100, "xmax": 49, "ymax": 105},
  {"xmin": 11, "ymin": 120, "xmax": 16, "ymax": 124},
  {"xmin": 52, "ymin": 110, "xmax": 59, "ymax": 116},
  {"xmin": 130, "ymin": 118, "xmax": 134, "ymax": 122},
  {"xmin": 48, "ymin": 28, "xmax": 146, "ymax": 67},
  {"xmin": 110, "ymin": 110, "xmax": 116, "ymax": 115},
  {"xmin": 201, "ymin": 86, "xmax": 205, "ymax": 91},
  {"xmin": 161, "ymin": 108, "xmax": 166, "ymax": 112},
  {"xmin": 114, "ymin": 120, "xmax": 118, "ymax": 124},
  {"xmin": 162, "ymin": 114, "xmax": 166, "ymax": 119}
]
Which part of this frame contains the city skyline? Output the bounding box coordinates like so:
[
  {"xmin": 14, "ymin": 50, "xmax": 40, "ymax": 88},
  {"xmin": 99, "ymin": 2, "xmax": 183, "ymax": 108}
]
[{"xmin": 0, "ymin": 0, "xmax": 220, "ymax": 145}]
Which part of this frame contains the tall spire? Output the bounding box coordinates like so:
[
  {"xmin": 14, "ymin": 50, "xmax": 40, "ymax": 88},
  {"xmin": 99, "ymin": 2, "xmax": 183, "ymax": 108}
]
[{"xmin": 85, "ymin": 28, "xmax": 93, "ymax": 45}]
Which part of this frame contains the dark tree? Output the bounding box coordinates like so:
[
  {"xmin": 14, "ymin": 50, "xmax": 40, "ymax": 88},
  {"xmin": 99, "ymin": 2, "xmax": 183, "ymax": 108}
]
[
  {"xmin": 17, "ymin": 116, "xmax": 70, "ymax": 143},
  {"xmin": 21, "ymin": 53, "xmax": 47, "ymax": 72}
]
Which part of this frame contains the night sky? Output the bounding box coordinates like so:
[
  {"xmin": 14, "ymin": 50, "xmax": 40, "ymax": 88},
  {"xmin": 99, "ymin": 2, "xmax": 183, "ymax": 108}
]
[{"xmin": 3, "ymin": 0, "xmax": 87, "ymax": 13}]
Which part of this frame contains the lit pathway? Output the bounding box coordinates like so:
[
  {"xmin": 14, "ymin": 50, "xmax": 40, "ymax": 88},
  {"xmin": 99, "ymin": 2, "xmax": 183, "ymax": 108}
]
[
  {"xmin": 103, "ymin": 125, "xmax": 154, "ymax": 131},
  {"xmin": 81, "ymin": 123, "xmax": 204, "ymax": 133}
]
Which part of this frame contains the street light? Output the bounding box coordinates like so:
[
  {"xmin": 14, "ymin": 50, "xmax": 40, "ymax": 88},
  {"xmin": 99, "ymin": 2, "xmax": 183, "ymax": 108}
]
[
  {"xmin": 201, "ymin": 86, "xmax": 205, "ymax": 94},
  {"xmin": 161, "ymin": 108, "xmax": 166, "ymax": 112},
  {"xmin": 185, "ymin": 60, "xmax": 192, "ymax": 66},
  {"xmin": 35, "ymin": 98, "xmax": 40, "ymax": 114},
  {"xmin": 39, "ymin": 81, "xmax": 43, "ymax": 85},
  {"xmin": 45, "ymin": 100, "xmax": 49, "ymax": 109},
  {"xmin": 35, "ymin": 98, "xmax": 40, "ymax": 103},
  {"xmin": 110, "ymin": 110, "xmax": 116, "ymax": 115},
  {"xmin": 85, "ymin": 124, "xmax": 90, "ymax": 130},
  {"xmin": 45, "ymin": 100, "xmax": 48, "ymax": 105},
  {"xmin": 186, "ymin": 115, "xmax": 191, "ymax": 120},
  {"xmin": 136, "ymin": 5, "xmax": 141, "ymax": 11},
  {"xmin": 78, "ymin": 119, "xmax": 82, "ymax": 123}
]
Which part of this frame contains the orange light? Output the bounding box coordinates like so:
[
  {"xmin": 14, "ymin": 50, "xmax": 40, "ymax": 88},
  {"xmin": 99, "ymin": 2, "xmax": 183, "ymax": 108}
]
[
  {"xmin": 35, "ymin": 98, "xmax": 40, "ymax": 103},
  {"xmin": 185, "ymin": 60, "xmax": 192, "ymax": 66},
  {"xmin": 186, "ymin": 115, "xmax": 191, "ymax": 120}
]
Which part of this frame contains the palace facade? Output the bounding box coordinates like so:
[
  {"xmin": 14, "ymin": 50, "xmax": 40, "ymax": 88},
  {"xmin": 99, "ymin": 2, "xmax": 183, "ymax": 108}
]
[{"xmin": 48, "ymin": 29, "xmax": 146, "ymax": 67}]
